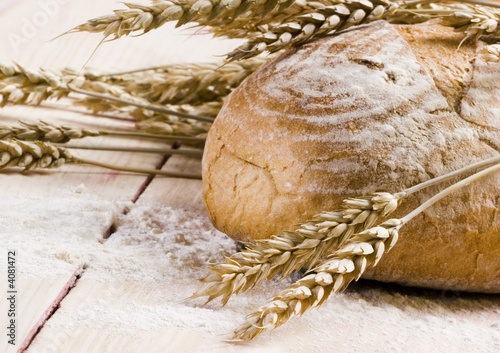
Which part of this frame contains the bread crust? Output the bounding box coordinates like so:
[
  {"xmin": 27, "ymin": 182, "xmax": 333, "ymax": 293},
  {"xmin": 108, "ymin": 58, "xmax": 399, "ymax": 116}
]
[{"xmin": 202, "ymin": 21, "xmax": 500, "ymax": 292}]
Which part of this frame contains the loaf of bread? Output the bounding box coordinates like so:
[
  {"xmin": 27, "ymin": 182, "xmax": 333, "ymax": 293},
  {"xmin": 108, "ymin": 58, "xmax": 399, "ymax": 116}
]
[{"xmin": 202, "ymin": 20, "xmax": 500, "ymax": 293}]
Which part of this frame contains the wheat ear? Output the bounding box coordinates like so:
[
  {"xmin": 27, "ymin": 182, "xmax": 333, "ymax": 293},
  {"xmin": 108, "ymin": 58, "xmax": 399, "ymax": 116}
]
[
  {"xmin": 0, "ymin": 139, "xmax": 76, "ymax": 170},
  {"xmin": 232, "ymin": 161, "xmax": 500, "ymax": 340},
  {"xmin": 0, "ymin": 62, "xmax": 69, "ymax": 106},
  {"xmin": 0, "ymin": 120, "xmax": 207, "ymax": 145},
  {"xmin": 190, "ymin": 155, "xmax": 500, "ymax": 305},
  {"xmin": 226, "ymin": 0, "xmax": 398, "ymax": 60},
  {"xmin": 0, "ymin": 62, "xmax": 214, "ymax": 122},
  {"xmin": 397, "ymin": 3, "xmax": 500, "ymax": 39},
  {"xmin": 190, "ymin": 192, "xmax": 403, "ymax": 305},
  {"xmin": 0, "ymin": 139, "xmax": 201, "ymax": 179},
  {"xmin": 108, "ymin": 59, "xmax": 266, "ymax": 106},
  {"xmin": 132, "ymin": 102, "xmax": 222, "ymax": 138},
  {"xmin": 68, "ymin": 0, "xmax": 296, "ymax": 40}
]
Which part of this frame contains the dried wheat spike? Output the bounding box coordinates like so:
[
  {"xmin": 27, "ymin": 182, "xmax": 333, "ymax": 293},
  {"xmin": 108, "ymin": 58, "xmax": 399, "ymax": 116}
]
[
  {"xmin": 227, "ymin": 0, "xmax": 398, "ymax": 60},
  {"xmin": 0, "ymin": 139, "xmax": 76, "ymax": 170},
  {"xmin": 136, "ymin": 118, "xmax": 210, "ymax": 138},
  {"xmin": 189, "ymin": 192, "xmax": 404, "ymax": 305},
  {"xmin": 0, "ymin": 62, "xmax": 68, "ymax": 106},
  {"xmin": 232, "ymin": 218, "xmax": 402, "ymax": 340},
  {"xmin": 0, "ymin": 63, "xmax": 143, "ymax": 110},
  {"xmin": 70, "ymin": 0, "xmax": 297, "ymax": 40},
  {"xmin": 133, "ymin": 101, "xmax": 219, "ymax": 137},
  {"xmin": 106, "ymin": 58, "xmax": 266, "ymax": 106},
  {"xmin": 439, "ymin": 5, "xmax": 500, "ymax": 39},
  {"xmin": 478, "ymin": 43, "xmax": 500, "ymax": 62},
  {"xmin": 0, "ymin": 121, "xmax": 101, "ymax": 143}
]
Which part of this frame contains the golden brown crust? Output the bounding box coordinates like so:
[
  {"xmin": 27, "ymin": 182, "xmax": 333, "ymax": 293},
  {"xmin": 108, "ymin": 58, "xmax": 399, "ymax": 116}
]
[{"xmin": 202, "ymin": 21, "xmax": 500, "ymax": 292}]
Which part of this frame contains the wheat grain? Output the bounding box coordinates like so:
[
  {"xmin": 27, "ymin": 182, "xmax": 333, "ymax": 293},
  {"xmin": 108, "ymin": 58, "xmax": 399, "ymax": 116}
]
[
  {"xmin": 0, "ymin": 62, "xmax": 68, "ymax": 106},
  {"xmin": 478, "ymin": 43, "xmax": 500, "ymax": 61},
  {"xmin": 226, "ymin": 0, "xmax": 398, "ymax": 60},
  {"xmin": 132, "ymin": 101, "xmax": 220, "ymax": 137},
  {"xmin": 190, "ymin": 192, "xmax": 404, "ymax": 305},
  {"xmin": 135, "ymin": 118, "xmax": 210, "ymax": 137},
  {"xmin": 395, "ymin": 3, "xmax": 500, "ymax": 39},
  {"xmin": 232, "ymin": 160, "xmax": 500, "ymax": 340}
]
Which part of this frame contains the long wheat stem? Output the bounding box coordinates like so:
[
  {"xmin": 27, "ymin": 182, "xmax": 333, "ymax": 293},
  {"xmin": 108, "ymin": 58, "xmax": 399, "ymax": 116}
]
[
  {"xmin": 62, "ymin": 143, "xmax": 203, "ymax": 157},
  {"xmin": 77, "ymin": 158, "xmax": 202, "ymax": 179},
  {"xmin": 232, "ymin": 162, "xmax": 500, "ymax": 340},
  {"xmin": 191, "ymin": 155, "xmax": 500, "ymax": 305}
]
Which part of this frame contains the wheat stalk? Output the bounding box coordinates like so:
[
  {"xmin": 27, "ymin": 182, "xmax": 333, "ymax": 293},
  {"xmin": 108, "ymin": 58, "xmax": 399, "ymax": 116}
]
[
  {"xmin": 135, "ymin": 119, "xmax": 209, "ymax": 138},
  {"xmin": 232, "ymin": 161, "xmax": 500, "ymax": 340},
  {"xmin": 0, "ymin": 138, "xmax": 202, "ymax": 178},
  {"xmin": 0, "ymin": 139, "xmax": 76, "ymax": 170},
  {"xmin": 191, "ymin": 155, "xmax": 500, "ymax": 305},
  {"xmin": 61, "ymin": 143, "xmax": 204, "ymax": 157},
  {"xmin": 225, "ymin": 1, "xmax": 500, "ymax": 60},
  {"xmin": 226, "ymin": 0, "xmax": 398, "ymax": 60},
  {"xmin": 232, "ymin": 218, "xmax": 402, "ymax": 340}
]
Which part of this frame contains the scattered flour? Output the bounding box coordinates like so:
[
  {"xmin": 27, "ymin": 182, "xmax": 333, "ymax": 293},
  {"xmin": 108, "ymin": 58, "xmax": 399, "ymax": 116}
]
[{"xmin": 1, "ymin": 187, "xmax": 499, "ymax": 352}]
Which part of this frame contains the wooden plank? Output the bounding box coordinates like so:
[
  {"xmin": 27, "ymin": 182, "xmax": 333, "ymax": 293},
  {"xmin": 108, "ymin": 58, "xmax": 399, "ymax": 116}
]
[
  {"xmin": 137, "ymin": 153, "xmax": 204, "ymax": 210},
  {"xmin": 25, "ymin": 276, "xmax": 289, "ymax": 353},
  {"xmin": 0, "ymin": 252, "xmax": 81, "ymax": 353}
]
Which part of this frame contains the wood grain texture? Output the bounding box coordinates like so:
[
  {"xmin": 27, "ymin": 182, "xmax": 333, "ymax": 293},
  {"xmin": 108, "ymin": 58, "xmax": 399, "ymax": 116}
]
[
  {"xmin": 138, "ymin": 152, "xmax": 204, "ymax": 210},
  {"xmin": 0, "ymin": 1, "xmax": 234, "ymax": 352},
  {"xmin": 0, "ymin": 251, "xmax": 81, "ymax": 353}
]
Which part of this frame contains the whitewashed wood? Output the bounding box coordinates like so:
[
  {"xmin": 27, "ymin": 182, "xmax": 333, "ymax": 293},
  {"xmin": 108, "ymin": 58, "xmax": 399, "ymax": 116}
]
[
  {"xmin": 26, "ymin": 277, "xmax": 290, "ymax": 353},
  {"xmin": 138, "ymin": 152, "xmax": 204, "ymax": 209},
  {"xmin": 0, "ymin": 259, "xmax": 81, "ymax": 353}
]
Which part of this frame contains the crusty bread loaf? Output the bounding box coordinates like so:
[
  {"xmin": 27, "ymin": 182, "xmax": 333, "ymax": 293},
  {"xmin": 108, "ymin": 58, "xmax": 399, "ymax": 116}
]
[{"xmin": 202, "ymin": 21, "xmax": 500, "ymax": 293}]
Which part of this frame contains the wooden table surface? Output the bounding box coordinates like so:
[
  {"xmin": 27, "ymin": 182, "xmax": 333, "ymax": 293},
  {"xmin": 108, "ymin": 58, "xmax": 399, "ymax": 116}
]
[{"xmin": 0, "ymin": 1, "xmax": 499, "ymax": 353}]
